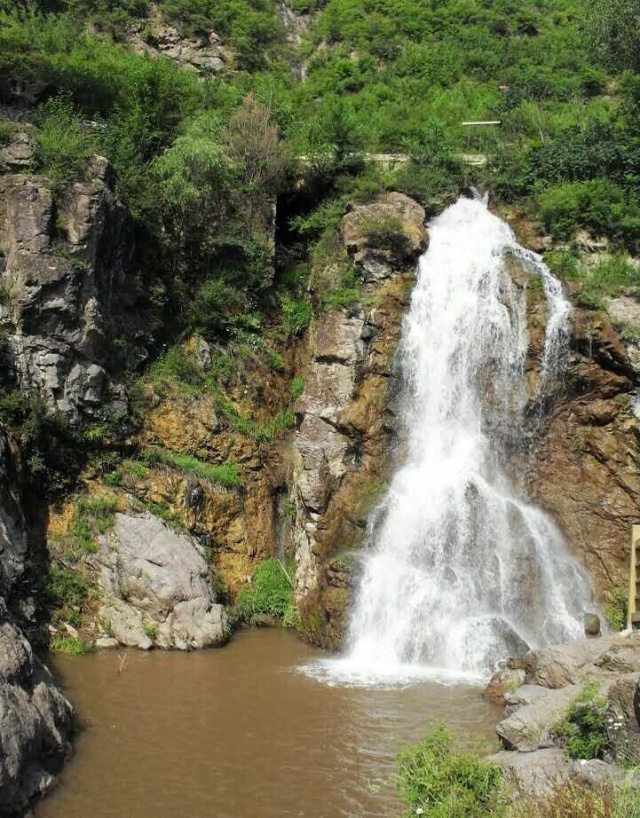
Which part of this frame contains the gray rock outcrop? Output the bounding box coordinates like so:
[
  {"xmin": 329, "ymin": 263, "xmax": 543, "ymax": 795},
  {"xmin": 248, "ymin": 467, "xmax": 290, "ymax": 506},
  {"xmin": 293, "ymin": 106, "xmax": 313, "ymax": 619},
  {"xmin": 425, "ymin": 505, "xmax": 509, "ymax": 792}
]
[
  {"xmin": 496, "ymin": 685, "xmax": 579, "ymax": 751},
  {"xmin": 128, "ymin": 22, "xmax": 231, "ymax": 73},
  {"xmin": 0, "ymin": 157, "xmax": 150, "ymax": 424},
  {"xmin": 0, "ymin": 437, "xmax": 73, "ymax": 816},
  {"xmin": 95, "ymin": 512, "xmax": 228, "ymax": 650},
  {"xmin": 523, "ymin": 631, "xmax": 640, "ymax": 688},
  {"xmin": 0, "ymin": 602, "xmax": 73, "ymax": 818},
  {"xmin": 488, "ymin": 748, "xmax": 573, "ymax": 797},
  {"xmin": 488, "ymin": 633, "xmax": 640, "ymax": 800}
]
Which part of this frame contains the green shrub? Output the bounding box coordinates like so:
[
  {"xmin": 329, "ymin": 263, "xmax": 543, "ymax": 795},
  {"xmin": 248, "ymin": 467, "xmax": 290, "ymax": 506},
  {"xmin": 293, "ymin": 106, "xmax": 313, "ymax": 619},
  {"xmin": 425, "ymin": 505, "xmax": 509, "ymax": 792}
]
[
  {"xmin": 70, "ymin": 494, "xmax": 119, "ymax": 554},
  {"xmin": 357, "ymin": 212, "xmax": 412, "ymax": 258},
  {"xmin": 33, "ymin": 95, "xmax": 98, "ymax": 190},
  {"xmin": 235, "ymin": 557, "xmax": 296, "ymax": 625},
  {"xmin": 605, "ymin": 586, "xmax": 629, "ymax": 632},
  {"xmin": 49, "ymin": 633, "xmax": 89, "ymax": 654},
  {"xmin": 142, "ymin": 449, "xmax": 242, "ymax": 488},
  {"xmin": 146, "ymin": 346, "xmax": 205, "ymax": 396},
  {"xmin": 556, "ymin": 681, "xmax": 609, "ymax": 760},
  {"xmin": 267, "ymin": 350, "xmax": 286, "ymax": 373},
  {"xmin": 45, "ymin": 566, "xmax": 88, "ymax": 611},
  {"xmin": 396, "ymin": 726, "xmax": 504, "ymax": 818},
  {"xmin": 580, "ymin": 255, "xmax": 640, "ymax": 307},
  {"xmin": 544, "ymin": 249, "xmax": 581, "ymax": 282},
  {"xmin": 281, "ymin": 296, "xmax": 312, "ymax": 336},
  {"xmin": 538, "ymin": 181, "xmax": 640, "ymax": 251}
]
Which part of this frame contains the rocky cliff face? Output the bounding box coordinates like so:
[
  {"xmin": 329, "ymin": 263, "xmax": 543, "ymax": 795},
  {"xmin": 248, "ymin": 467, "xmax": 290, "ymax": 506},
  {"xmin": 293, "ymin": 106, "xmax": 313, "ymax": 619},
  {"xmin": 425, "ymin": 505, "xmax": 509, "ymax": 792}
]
[
  {"xmin": 290, "ymin": 193, "xmax": 427, "ymax": 648},
  {"xmin": 0, "ymin": 436, "xmax": 73, "ymax": 816},
  {"xmin": 505, "ymin": 254, "xmax": 640, "ymax": 598},
  {"xmin": 528, "ymin": 302, "xmax": 639, "ymax": 596},
  {"xmin": 0, "ymin": 146, "xmax": 150, "ymax": 424}
]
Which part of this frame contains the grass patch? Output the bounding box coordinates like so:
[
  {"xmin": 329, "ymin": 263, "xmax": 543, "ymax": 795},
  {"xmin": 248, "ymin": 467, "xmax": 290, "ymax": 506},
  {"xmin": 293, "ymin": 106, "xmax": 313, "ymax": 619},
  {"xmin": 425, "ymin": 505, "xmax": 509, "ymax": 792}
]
[
  {"xmin": 141, "ymin": 449, "xmax": 242, "ymax": 489},
  {"xmin": 556, "ymin": 681, "xmax": 609, "ymax": 760},
  {"xmin": 511, "ymin": 779, "xmax": 640, "ymax": 818},
  {"xmin": 145, "ymin": 345, "xmax": 205, "ymax": 397},
  {"xmin": 70, "ymin": 494, "xmax": 119, "ymax": 554},
  {"xmin": 235, "ymin": 557, "xmax": 297, "ymax": 626},
  {"xmin": 45, "ymin": 566, "xmax": 88, "ymax": 611},
  {"xmin": 136, "ymin": 499, "xmax": 186, "ymax": 531},
  {"xmin": 396, "ymin": 725, "xmax": 504, "ymax": 818},
  {"xmin": 579, "ymin": 255, "xmax": 640, "ymax": 309},
  {"xmin": 290, "ymin": 376, "xmax": 305, "ymax": 402},
  {"xmin": 49, "ymin": 633, "xmax": 90, "ymax": 655}
]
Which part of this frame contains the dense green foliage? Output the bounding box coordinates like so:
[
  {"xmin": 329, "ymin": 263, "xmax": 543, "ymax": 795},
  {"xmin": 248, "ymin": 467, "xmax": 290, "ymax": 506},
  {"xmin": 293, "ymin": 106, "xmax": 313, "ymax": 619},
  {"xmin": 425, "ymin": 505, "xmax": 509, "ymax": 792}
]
[
  {"xmin": 556, "ymin": 682, "xmax": 610, "ymax": 760},
  {"xmin": 605, "ymin": 586, "xmax": 629, "ymax": 631},
  {"xmin": 141, "ymin": 449, "xmax": 243, "ymax": 488},
  {"xmin": 2, "ymin": 0, "xmax": 639, "ymax": 335},
  {"xmin": 396, "ymin": 726, "xmax": 504, "ymax": 818},
  {"xmin": 235, "ymin": 557, "xmax": 297, "ymax": 626}
]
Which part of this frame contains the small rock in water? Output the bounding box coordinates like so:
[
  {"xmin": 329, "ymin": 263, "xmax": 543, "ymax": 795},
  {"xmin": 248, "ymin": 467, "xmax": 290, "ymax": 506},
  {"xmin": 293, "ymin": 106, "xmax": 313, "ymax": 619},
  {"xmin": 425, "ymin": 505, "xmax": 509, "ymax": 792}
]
[{"xmin": 584, "ymin": 613, "xmax": 601, "ymax": 637}]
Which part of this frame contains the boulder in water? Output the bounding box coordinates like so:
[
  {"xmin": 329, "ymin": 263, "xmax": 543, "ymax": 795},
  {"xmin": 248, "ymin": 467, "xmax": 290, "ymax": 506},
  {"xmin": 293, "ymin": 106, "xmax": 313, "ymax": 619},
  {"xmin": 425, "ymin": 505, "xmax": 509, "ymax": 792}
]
[{"xmin": 94, "ymin": 512, "xmax": 228, "ymax": 650}]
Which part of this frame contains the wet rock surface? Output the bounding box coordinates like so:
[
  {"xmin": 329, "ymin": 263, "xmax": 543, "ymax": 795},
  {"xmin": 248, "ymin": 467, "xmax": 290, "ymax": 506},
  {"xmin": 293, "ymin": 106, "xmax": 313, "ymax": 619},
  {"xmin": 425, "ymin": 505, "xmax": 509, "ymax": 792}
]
[
  {"xmin": 291, "ymin": 194, "xmax": 426, "ymax": 648},
  {"xmin": 526, "ymin": 298, "xmax": 640, "ymax": 596}
]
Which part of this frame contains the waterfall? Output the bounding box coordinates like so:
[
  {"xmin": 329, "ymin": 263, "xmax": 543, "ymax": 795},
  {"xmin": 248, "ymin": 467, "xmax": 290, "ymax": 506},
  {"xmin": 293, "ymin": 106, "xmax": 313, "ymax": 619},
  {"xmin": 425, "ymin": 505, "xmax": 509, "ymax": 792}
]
[{"xmin": 311, "ymin": 197, "xmax": 595, "ymax": 686}]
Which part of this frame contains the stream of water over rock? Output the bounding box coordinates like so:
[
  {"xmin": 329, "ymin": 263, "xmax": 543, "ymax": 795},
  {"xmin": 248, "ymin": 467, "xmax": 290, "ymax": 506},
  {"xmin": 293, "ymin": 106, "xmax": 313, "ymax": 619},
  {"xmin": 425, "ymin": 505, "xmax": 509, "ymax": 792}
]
[{"xmin": 311, "ymin": 197, "xmax": 595, "ymax": 686}]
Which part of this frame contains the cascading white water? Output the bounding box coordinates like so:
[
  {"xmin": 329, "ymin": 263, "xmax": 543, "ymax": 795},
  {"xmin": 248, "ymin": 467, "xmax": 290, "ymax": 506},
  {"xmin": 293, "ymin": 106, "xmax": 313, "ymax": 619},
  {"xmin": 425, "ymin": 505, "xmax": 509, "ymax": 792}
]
[{"xmin": 310, "ymin": 197, "xmax": 595, "ymax": 687}]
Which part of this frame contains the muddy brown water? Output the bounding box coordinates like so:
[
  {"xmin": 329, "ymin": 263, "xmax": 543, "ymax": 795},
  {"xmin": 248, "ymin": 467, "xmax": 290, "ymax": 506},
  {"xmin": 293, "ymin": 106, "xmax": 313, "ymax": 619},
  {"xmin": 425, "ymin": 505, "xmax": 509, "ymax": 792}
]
[{"xmin": 37, "ymin": 629, "xmax": 502, "ymax": 818}]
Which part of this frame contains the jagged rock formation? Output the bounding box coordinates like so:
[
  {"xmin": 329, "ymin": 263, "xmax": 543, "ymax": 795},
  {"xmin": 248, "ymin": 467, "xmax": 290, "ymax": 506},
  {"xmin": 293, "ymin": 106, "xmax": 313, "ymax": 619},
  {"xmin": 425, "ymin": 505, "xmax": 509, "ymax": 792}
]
[
  {"xmin": 0, "ymin": 149, "xmax": 150, "ymax": 424},
  {"xmin": 487, "ymin": 632, "xmax": 640, "ymax": 798},
  {"xmin": 94, "ymin": 512, "xmax": 228, "ymax": 650},
  {"xmin": 0, "ymin": 435, "xmax": 73, "ymax": 816},
  {"xmin": 128, "ymin": 21, "xmax": 232, "ymax": 73},
  {"xmin": 290, "ymin": 192, "xmax": 427, "ymax": 647}
]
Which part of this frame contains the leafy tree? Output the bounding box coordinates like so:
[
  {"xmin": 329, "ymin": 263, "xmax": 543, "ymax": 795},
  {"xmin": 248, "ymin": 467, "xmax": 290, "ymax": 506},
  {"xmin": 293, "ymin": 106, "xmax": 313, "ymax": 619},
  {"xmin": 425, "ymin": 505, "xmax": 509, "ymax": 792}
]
[
  {"xmin": 221, "ymin": 94, "xmax": 292, "ymax": 241},
  {"xmin": 584, "ymin": 0, "xmax": 640, "ymax": 72}
]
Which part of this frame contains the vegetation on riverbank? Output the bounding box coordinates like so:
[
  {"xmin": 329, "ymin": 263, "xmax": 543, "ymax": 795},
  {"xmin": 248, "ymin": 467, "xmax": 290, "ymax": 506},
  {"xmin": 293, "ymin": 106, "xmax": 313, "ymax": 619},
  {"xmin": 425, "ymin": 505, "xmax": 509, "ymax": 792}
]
[
  {"xmin": 234, "ymin": 557, "xmax": 297, "ymax": 627},
  {"xmin": 396, "ymin": 724, "xmax": 640, "ymax": 818}
]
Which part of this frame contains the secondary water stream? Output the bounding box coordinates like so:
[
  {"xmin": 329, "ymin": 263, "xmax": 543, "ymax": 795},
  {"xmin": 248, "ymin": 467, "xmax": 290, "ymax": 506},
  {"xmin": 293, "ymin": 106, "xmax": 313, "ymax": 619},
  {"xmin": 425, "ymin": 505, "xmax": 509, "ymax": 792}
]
[{"xmin": 36, "ymin": 630, "xmax": 501, "ymax": 818}]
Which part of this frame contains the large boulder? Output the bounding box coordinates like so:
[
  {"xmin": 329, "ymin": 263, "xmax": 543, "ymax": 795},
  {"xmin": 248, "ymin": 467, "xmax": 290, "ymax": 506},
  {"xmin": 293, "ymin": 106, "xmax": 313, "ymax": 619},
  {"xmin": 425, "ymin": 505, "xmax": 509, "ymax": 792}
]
[
  {"xmin": 496, "ymin": 685, "xmax": 579, "ymax": 751},
  {"xmin": 523, "ymin": 632, "xmax": 640, "ymax": 689},
  {"xmin": 342, "ymin": 192, "xmax": 427, "ymax": 282},
  {"xmin": 488, "ymin": 748, "xmax": 573, "ymax": 798},
  {"xmin": 0, "ymin": 602, "xmax": 73, "ymax": 817},
  {"xmin": 95, "ymin": 512, "xmax": 228, "ymax": 650}
]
